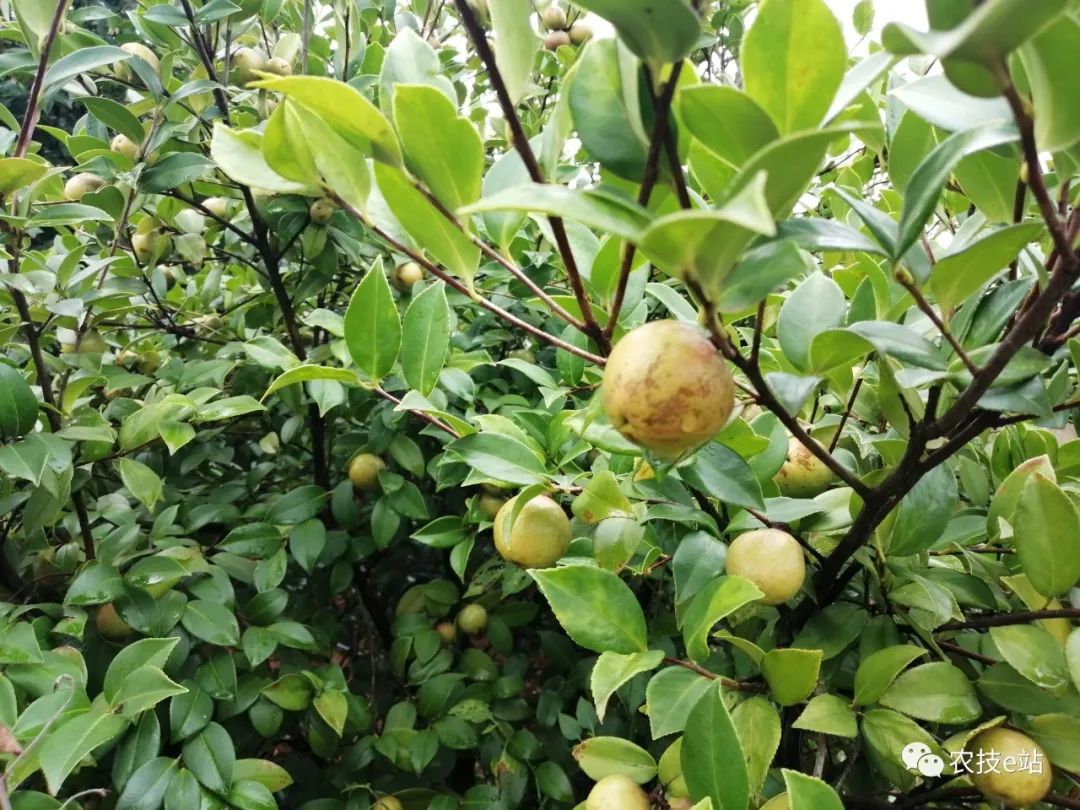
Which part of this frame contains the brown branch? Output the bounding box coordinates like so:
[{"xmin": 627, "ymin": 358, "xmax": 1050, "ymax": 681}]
[
  {"xmin": 452, "ymin": 0, "xmax": 609, "ymax": 353},
  {"xmin": 13, "ymin": 0, "xmax": 70, "ymax": 158},
  {"xmin": 372, "ymin": 387, "xmax": 461, "ymax": 439},
  {"xmin": 661, "ymin": 657, "xmax": 766, "ymax": 693},
  {"xmin": 829, "ymin": 378, "xmax": 863, "ymax": 452},
  {"xmin": 936, "ymin": 639, "xmax": 997, "ymax": 666},
  {"xmin": 897, "ymin": 273, "xmax": 978, "ymax": 375},
  {"xmin": 941, "ymin": 608, "xmax": 1080, "ymax": 631}
]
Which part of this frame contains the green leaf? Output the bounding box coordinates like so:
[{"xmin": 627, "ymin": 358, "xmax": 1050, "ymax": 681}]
[
  {"xmin": 118, "ymin": 458, "xmax": 164, "ymax": 511},
  {"xmin": 1019, "ymin": 15, "xmax": 1080, "ymax": 152},
  {"xmin": 314, "ymin": 690, "xmax": 348, "ymax": 736},
  {"xmin": 379, "ymin": 28, "xmax": 457, "ymax": 116},
  {"xmin": 683, "ymin": 682, "xmax": 749, "ymax": 810},
  {"xmin": 164, "ymin": 769, "xmax": 201, "ymax": 810},
  {"xmin": 116, "ymin": 758, "xmax": 178, "ymax": 810},
  {"xmin": 732, "ymin": 696, "xmax": 782, "ymax": 795},
  {"xmin": 182, "ymin": 722, "xmax": 235, "ymax": 794},
  {"xmin": 401, "ymin": 281, "xmax": 451, "ymax": 396},
  {"xmin": 590, "ymin": 650, "xmax": 665, "ymax": 722},
  {"xmin": 931, "ymin": 221, "xmax": 1044, "ymax": 309},
  {"xmin": 742, "ymin": 0, "xmax": 846, "ymax": 133},
  {"xmin": 783, "ymin": 770, "xmax": 844, "ymax": 810},
  {"xmin": 778, "ymin": 272, "xmax": 847, "ymax": 372},
  {"xmin": 446, "ymin": 432, "xmax": 548, "ymax": 486},
  {"xmin": 489, "ymin": 0, "xmax": 541, "ymax": 104},
  {"xmin": 1024, "ymin": 713, "xmax": 1080, "ymax": 772},
  {"xmin": 793, "ymin": 694, "xmax": 858, "ymax": 738},
  {"xmin": 0, "ymin": 157, "xmax": 48, "ymax": 194},
  {"xmin": 530, "ymin": 565, "xmax": 648, "ymax": 654},
  {"xmin": 461, "ymin": 182, "xmax": 652, "ymax": 242},
  {"xmin": 104, "ymin": 638, "xmax": 180, "ymax": 703},
  {"xmin": 681, "ymin": 443, "xmax": 766, "ymax": 511},
  {"xmin": 65, "ymin": 562, "xmax": 124, "ymax": 606},
  {"xmin": 646, "ymin": 667, "xmax": 714, "ymax": 739},
  {"xmin": 681, "ymin": 576, "xmax": 764, "ymax": 663},
  {"xmin": 114, "ymin": 667, "xmax": 187, "ymax": 719},
  {"xmin": 44, "ymin": 45, "xmax": 130, "ymax": 88},
  {"xmin": 989, "ymin": 625, "xmax": 1070, "ymax": 690},
  {"xmin": 853, "ymin": 644, "xmax": 928, "ymax": 706},
  {"xmin": 263, "ymin": 365, "xmax": 362, "ymax": 400},
  {"xmin": 762, "ymin": 648, "xmax": 822, "ymax": 706},
  {"xmin": 41, "ymin": 702, "xmax": 128, "ymax": 794},
  {"xmin": 113, "ymin": 712, "xmax": 161, "ymax": 792},
  {"xmin": 139, "ymin": 154, "xmax": 214, "ymax": 193},
  {"xmin": 249, "ymin": 74, "xmax": 401, "ymax": 166},
  {"xmin": 1068, "ymin": 629, "xmax": 1080, "ymax": 694},
  {"xmin": 891, "ymin": 76, "xmax": 1011, "ymax": 132},
  {"xmin": 170, "ymin": 683, "xmax": 213, "ymax": 743},
  {"xmin": 879, "ymin": 662, "xmax": 982, "ymax": 723},
  {"xmin": 569, "ymin": 0, "xmax": 701, "ymax": 64},
  {"xmin": 262, "ymin": 673, "xmax": 313, "ymax": 710},
  {"xmin": 210, "ymin": 124, "xmax": 315, "ymax": 195},
  {"xmin": 678, "ymin": 85, "xmax": 779, "ymax": 172},
  {"xmin": 1012, "ymin": 473, "xmax": 1080, "ymax": 596},
  {"xmin": 897, "ymin": 122, "xmax": 1018, "ymax": 258},
  {"xmin": 265, "ymin": 485, "xmax": 326, "ymax": 525},
  {"xmin": 233, "ymin": 759, "xmax": 293, "ymax": 792},
  {"xmin": 395, "ymin": 84, "xmax": 482, "ymax": 210},
  {"xmin": 344, "ymin": 261, "xmax": 401, "ymax": 381},
  {"xmin": 182, "ymin": 601, "xmax": 240, "ymax": 647},
  {"xmin": 573, "ymin": 737, "xmax": 657, "ymax": 784}
]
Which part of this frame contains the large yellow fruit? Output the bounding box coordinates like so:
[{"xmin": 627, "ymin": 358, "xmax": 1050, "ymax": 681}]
[
  {"xmin": 348, "ymin": 453, "xmax": 386, "ymax": 491},
  {"xmin": 586, "ymin": 775, "xmax": 650, "ymax": 810},
  {"xmin": 774, "ymin": 437, "xmax": 835, "ymax": 498},
  {"xmin": 493, "ymin": 494, "xmax": 570, "ymax": 568},
  {"xmin": 64, "ymin": 173, "xmax": 104, "ymax": 201},
  {"xmin": 230, "ymin": 47, "xmax": 266, "ymax": 85},
  {"xmin": 602, "ymin": 320, "xmax": 734, "ymax": 460},
  {"xmin": 725, "ymin": 529, "xmax": 806, "ymax": 605},
  {"xmin": 96, "ymin": 603, "xmax": 134, "ymax": 640},
  {"xmin": 968, "ymin": 728, "xmax": 1052, "ymax": 808}
]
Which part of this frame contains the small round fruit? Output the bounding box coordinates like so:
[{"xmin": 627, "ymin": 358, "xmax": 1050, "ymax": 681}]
[
  {"xmin": 602, "ymin": 320, "xmax": 734, "ymax": 460},
  {"xmin": 569, "ymin": 21, "xmax": 593, "ymax": 43},
  {"xmin": 79, "ymin": 330, "xmax": 108, "ymax": 354},
  {"xmin": 457, "ymin": 604, "xmax": 488, "ymax": 635},
  {"xmin": 230, "ymin": 47, "xmax": 266, "ymax": 85},
  {"xmin": 203, "ymin": 196, "xmax": 233, "ymax": 220},
  {"xmin": 138, "ymin": 351, "xmax": 162, "ymax": 374},
  {"xmin": 726, "ymin": 529, "xmax": 806, "ymax": 606},
  {"xmin": 541, "ymin": 5, "xmax": 568, "ymax": 29},
  {"xmin": 132, "ymin": 230, "xmax": 171, "ymax": 264},
  {"xmin": 968, "ymin": 728, "xmax": 1052, "ymax": 808},
  {"xmin": 115, "ymin": 349, "xmax": 140, "ymax": 369},
  {"xmin": 110, "ymin": 134, "xmax": 139, "ymax": 159},
  {"xmin": 372, "ymin": 797, "xmax": 403, "ymax": 810},
  {"xmin": 391, "ymin": 261, "xmax": 424, "ymax": 293},
  {"xmin": 309, "ymin": 197, "xmax": 336, "ymax": 225},
  {"xmin": 119, "ymin": 42, "xmax": 160, "ymax": 76},
  {"xmin": 96, "ymin": 603, "xmax": 134, "ymax": 640},
  {"xmin": 544, "ymin": 30, "xmax": 572, "ymax": 49},
  {"xmin": 774, "ymin": 437, "xmax": 835, "ymax": 498},
  {"xmin": 264, "ymin": 56, "xmax": 292, "ymax": 76},
  {"xmin": 348, "ymin": 453, "xmax": 386, "ymax": 491},
  {"xmin": 659, "ymin": 737, "xmax": 688, "ymax": 798},
  {"xmin": 586, "ymin": 775, "xmax": 650, "ymax": 810},
  {"xmin": 64, "ymin": 173, "xmax": 104, "ymax": 201},
  {"xmin": 435, "ymin": 621, "xmax": 457, "ymax": 644},
  {"xmin": 479, "ymin": 492, "xmax": 506, "ymax": 520},
  {"xmin": 493, "ymin": 494, "xmax": 570, "ymax": 568}
]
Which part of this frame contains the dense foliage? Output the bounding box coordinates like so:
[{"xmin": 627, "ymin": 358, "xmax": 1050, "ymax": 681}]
[{"xmin": 1, "ymin": 0, "xmax": 1080, "ymax": 809}]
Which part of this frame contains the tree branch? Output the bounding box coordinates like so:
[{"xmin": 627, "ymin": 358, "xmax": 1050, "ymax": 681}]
[
  {"xmin": 13, "ymin": 0, "xmax": 70, "ymax": 159},
  {"xmin": 941, "ymin": 608, "xmax": 1080, "ymax": 631}
]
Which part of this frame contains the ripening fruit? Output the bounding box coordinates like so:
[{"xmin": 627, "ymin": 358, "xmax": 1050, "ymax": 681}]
[
  {"xmin": 264, "ymin": 56, "xmax": 292, "ymax": 76},
  {"xmin": 586, "ymin": 775, "xmax": 650, "ymax": 810},
  {"xmin": 391, "ymin": 261, "xmax": 424, "ymax": 293},
  {"xmin": 602, "ymin": 320, "xmax": 734, "ymax": 461},
  {"xmin": 230, "ymin": 47, "xmax": 267, "ymax": 85},
  {"xmin": 96, "ymin": 603, "xmax": 134, "ymax": 640},
  {"xmin": 161, "ymin": 265, "xmax": 178, "ymax": 290},
  {"xmin": 348, "ymin": 453, "xmax": 386, "ymax": 491},
  {"xmin": 309, "ymin": 197, "xmax": 336, "ymax": 225},
  {"xmin": 726, "ymin": 529, "xmax": 806, "ymax": 605},
  {"xmin": 203, "ymin": 196, "xmax": 233, "ymax": 220},
  {"xmin": 541, "ymin": 5, "xmax": 568, "ymax": 29},
  {"xmin": 568, "ymin": 22, "xmax": 594, "ymax": 43},
  {"xmin": 544, "ymin": 30, "xmax": 572, "ymax": 49},
  {"xmin": 372, "ymin": 797, "xmax": 403, "ymax": 810},
  {"xmin": 110, "ymin": 134, "xmax": 139, "ymax": 159},
  {"xmin": 64, "ymin": 173, "xmax": 104, "ymax": 201},
  {"xmin": 435, "ymin": 621, "xmax": 457, "ymax": 644},
  {"xmin": 132, "ymin": 230, "xmax": 171, "ymax": 264},
  {"xmin": 116, "ymin": 42, "xmax": 160, "ymax": 80},
  {"xmin": 658, "ymin": 737, "xmax": 688, "ymax": 798},
  {"xmin": 457, "ymin": 604, "xmax": 488, "ymax": 635},
  {"xmin": 773, "ymin": 437, "xmax": 835, "ymax": 498},
  {"xmin": 668, "ymin": 800, "xmax": 694, "ymax": 810},
  {"xmin": 479, "ymin": 492, "xmax": 506, "ymax": 520},
  {"xmin": 493, "ymin": 494, "xmax": 571, "ymax": 568},
  {"xmin": 968, "ymin": 728, "xmax": 1053, "ymax": 808}
]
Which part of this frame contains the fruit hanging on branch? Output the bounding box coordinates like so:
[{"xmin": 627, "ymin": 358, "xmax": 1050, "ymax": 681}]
[
  {"xmin": 725, "ymin": 528, "xmax": 806, "ymax": 605},
  {"xmin": 585, "ymin": 774, "xmax": 650, "ymax": 810},
  {"xmin": 63, "ymin": 173, "xmax": 104, "ymax": 201},
  {"xmin": 493, "ymin": 493, "xmax": 570, "ymax": 568},
  {"xmin": 391, "ymin": 261, "xmax": 424, "ymax": 293},
  {"xmin": 967, "ymin": 728, "xmax": 1053, "ymax": 808},
  {"xmin": 348, "ymin": 453, "xmax": 386, "ymax": 491},
  {"xmin": 456, "ymin": 604, "xmax": 488, "ymax": 635},
  {"xmin": 602, "ymin": 320, "xmax": 735, "ymax": 461},
  {"xmin": 774, "ymin": 436, "xmax": 836, "ymax": 497},
  {"xmin": 309, "ymin": 197, "xmax": 336, "ymax": 225}
]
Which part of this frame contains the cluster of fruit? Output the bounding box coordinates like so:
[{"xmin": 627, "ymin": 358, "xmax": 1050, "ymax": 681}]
[{"xmin": 540, "ymin": 3, "xmax": 593, "ymax": 50}]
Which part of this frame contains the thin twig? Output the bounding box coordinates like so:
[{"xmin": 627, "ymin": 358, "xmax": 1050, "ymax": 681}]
[{"xmin": 898, "ymin": 274, "xmax": 978, "ymax": 375}]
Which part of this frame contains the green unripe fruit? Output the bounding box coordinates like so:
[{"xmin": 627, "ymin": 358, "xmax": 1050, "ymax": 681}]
[
  {"xmin": 603, "ymin": 320, "xmax": 735, "ymax": 461},
  {"xmin": 309, "ymin": 197, "xmax": 336, "ymax": 225},
  {"xmin": 64, "ymin": 173, "xmax": 104, "ymax": 201},
  {"xmin": 372, "ymin": 797, "xmax": 403, "ymax": 810},
  {"xmin": 348, "ymin": 453, "xmax": 386, "ymax": 491},
  {"xmin": 586, "ymin": 775, "xmax": 650, "ymax": 810},
  {"xmin": 96, "ymin": 603, "xmax": 134, "ymax": 640},
  {"xmin": 569, "ymin": 21, "xmax": 593, "ymax": 43},
  {"xmin": 230, "ymin": 47, "xmax": 267, "ymax": 85},
  {"xmin": 69, "ymin": 330, "xmax": 108, "ymax": 354},
  {"xmin": 968, "ymin": 728, "xmax": 1053, "ymax": 808},
  {"xmin": 391, "ymin": 261, "xmax": 424, "ymax": 292},
  {"xmin": 773, "ymin": 437, "xmax": 835, "ymax": 498},
  {"xmin": 132, "ymin": 230, "xmax": 171, "ymax": 264},
  {"xmin": 457, "ymin": 604, "xmax": 488, "ymax": 635},
  {"xmin": 0, "ymin": 364, "xmax": 39, "ymax": 441},
  {"xmin": 544, "ymin": 30, "xmax": 572, "ymax": 49},
  {"xmin": 493, "ymin": 494, "xmax": 570, "ymax": 568},
  {"xmin": 726, "ymin": 528, "xmax": 806, "ymax": 606},
  {"xmin": 479, "ymin": 493, "xmax": 506, "ymax": 520},
  {"xmin": 658, "ymin": 737, "xmax": 688, "ymax": 798},
  {"xmin": 138, "ymin": 351, "xmax": 162, "ymax": 374},
  {"xmin": 541, "ymin": 6, "xmax": 567, "ymax": 29},
  {"xmin": 110, "ymin": 134, "xmax": 139, "ymax": 159}
]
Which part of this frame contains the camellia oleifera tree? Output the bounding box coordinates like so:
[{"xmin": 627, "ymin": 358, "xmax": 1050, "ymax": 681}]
[{"xmin": 1, "ymin": 0, "xmax": 1080, "ymax": 808}]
